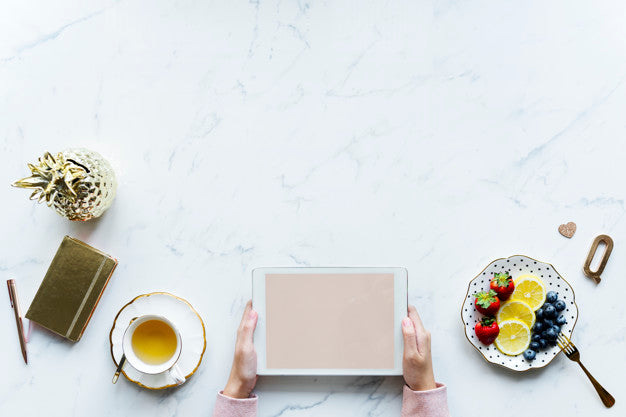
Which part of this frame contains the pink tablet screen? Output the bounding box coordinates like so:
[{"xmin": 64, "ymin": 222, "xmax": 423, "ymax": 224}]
[{"xmin": 265, "ymin": 273, "xmax": 395, "ymax": 369}]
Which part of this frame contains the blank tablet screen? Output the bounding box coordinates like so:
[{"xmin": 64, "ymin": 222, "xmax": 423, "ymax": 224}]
[{"xmin": 265, "ymin": 273, "xmax": 395, "ymax": 369}]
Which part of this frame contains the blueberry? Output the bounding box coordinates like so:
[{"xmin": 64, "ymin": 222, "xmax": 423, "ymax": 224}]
[
  {"xmin": 523, "ymin": 349, "xmax": 537, "ymax": 361},
  {"xmin": 556, "ymin": 315, "xmax": 567, "ymax": 326},
  {"xmin": 547, "ymin": 339, "xmax": 558, "ymax": 347},
  {"xmin": 544, "ymin": 304, "xmax": 557, "ymax": 319},
  {"xmin": 554, "ymin": 300, "xmax": 566, "ymax": 311},
  {"xmin": 543, "ymin": 319, "xmax": 554, "ymax": 327},
  {"xmin": 529, "ymin": 341, "xmax": 541, "ymax": 351},
  {"xmin": 536, "ymin": 308, "xmax": 544, "ymax": 320},
  {"xmin": 546, "ymin": 291, "xmax": 558, "ymax": 303},
  {"xmin": 551, "ymin": 324, "xmax": 561, "ymax": 334},
  {"xmin": 539, "ymin": 339, "xmax": 548, "ymax": 349},
  {"xmin": 532, "ymin": 334, "xmax": 542, "ymax": 342},
  {"xmin": 533, "ymin": 322, "xmax": 544, "ymax": 332},
  {"xmin": 544, "ymin": 327, "xmax": 558, "ymax": 340}
]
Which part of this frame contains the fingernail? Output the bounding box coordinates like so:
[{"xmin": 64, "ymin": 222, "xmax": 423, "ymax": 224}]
[
  {"xmin": 249, "ymin": 310, "xmax": 257, "ymax": 320},
  {"xmin": 402, "ymin": 317, "xmax": 411, "ymax": 327}
]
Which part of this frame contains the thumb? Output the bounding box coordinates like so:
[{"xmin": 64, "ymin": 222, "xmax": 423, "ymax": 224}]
[
  {"xmin": 239, "ymin": 309, "xmax": 258, "ymax": 345},
  {"xmin": 402, "ymin": 317, "xmax": 418, "ymax": 356}
]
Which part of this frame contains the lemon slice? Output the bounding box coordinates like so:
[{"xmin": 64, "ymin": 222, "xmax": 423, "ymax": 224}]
[
  {"xmin": 495, "ymin": 319, "xmax": 531, "ymax": 356},
  {"xmin": 497, "ymin": 300, "xmax": 535, "ymax": 329},
  {"xmin": 510, "ymin": 274, "xmax": 546, "ymax": 311}
]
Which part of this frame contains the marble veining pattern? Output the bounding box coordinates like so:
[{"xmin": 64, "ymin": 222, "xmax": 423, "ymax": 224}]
[{"xmin": 1, "ymin": 1, "xmax": 625, "ymax": 416}]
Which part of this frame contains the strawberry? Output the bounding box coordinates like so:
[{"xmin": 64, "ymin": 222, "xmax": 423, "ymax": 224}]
[
  {"xmin": 473, "ymin": 289, "xmax": 500, "ymax": 315},
  {"xmin": 490, "ymin": 271, "xmax": 515, "ymax": 301},
  {"xmin": 474, "ymin": 316, "xmax": 499, "ymax": 345}
]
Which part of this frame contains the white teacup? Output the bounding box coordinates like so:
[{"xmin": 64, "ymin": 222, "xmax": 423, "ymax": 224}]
[{"xmin": 122, "ymin": 315, "xmax": 185, "ymax": 384}]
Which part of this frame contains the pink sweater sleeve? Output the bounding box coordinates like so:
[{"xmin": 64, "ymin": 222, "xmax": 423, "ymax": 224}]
[
  {"xmin": 212, "ymin": 392, "xmax": 258, "ymax": 417},
  {"xmin": 401, "ymin": 383, "xmax": 450, "ymax": 417},
  {"xmin": 212, "ymin": 383, "xmax": 449, "ymax": 417}
]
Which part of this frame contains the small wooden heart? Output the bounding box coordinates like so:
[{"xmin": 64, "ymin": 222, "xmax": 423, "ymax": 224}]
[{"xmin": 558, "ymin": 222, "xmax": 577, "ymax": 238}]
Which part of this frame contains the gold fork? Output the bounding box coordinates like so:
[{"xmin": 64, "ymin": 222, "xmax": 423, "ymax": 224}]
[{"xmin": 557, "ymin": 332, "xmax": 615, "ymax": 407}]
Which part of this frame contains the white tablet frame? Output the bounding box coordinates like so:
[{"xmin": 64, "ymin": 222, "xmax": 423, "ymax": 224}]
[{"xmin": 252, "ymin": 267, "xmax": 408, "ymax": 375}]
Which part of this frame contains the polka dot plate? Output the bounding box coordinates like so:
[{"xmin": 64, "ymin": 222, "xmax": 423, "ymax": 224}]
[{"xmin": 461, "ymin": 255, "xmax": 578, "ymax": 371}]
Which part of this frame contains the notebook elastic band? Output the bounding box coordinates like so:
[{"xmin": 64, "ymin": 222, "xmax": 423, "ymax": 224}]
[{"xmin": 65, "ymin": 258, "xmax": 107, "ymax": 338}]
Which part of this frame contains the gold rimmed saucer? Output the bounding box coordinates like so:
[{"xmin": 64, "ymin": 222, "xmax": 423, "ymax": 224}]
[
  {"xmin": 109, "ymin": 292, "xmax": 206, "ymax": 389},
  {"xmin": 461, "ymin": 255, "xmax": 578, "ymax": 372}
]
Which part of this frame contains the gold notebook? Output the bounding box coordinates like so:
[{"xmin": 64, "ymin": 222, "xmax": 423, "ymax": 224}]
[{"xmin": 26, "ymin": 236, "xmax": 118, "ymax": 342}]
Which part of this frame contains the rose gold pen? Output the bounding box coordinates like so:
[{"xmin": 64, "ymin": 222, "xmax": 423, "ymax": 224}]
[{"xmin": 7, "ymin": 279, "xmax": 28, "ymax": 364}]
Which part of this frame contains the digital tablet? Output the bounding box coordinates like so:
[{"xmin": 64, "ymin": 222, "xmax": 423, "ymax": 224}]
[{"xmin": 252, "ymin": 267, "xmax": 408, "ymax": 375}]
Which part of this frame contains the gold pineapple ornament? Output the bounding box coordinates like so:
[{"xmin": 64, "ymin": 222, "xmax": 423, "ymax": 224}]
[{"xmin": 13, "ymin": 148, "xmax": 117, "ymax": 221}]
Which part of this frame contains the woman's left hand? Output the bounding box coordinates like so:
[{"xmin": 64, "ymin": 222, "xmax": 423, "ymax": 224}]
[{"xmin": 223, "ymin": 300, "xmax": 258, "ymax": 399}]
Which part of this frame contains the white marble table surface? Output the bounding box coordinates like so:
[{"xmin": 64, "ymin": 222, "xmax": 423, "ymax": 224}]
[{"xmin": 1, "ymin": 1, "xmax": 625, "ymax": 416}]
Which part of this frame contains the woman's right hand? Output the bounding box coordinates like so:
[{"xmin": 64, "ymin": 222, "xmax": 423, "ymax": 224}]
[{"xmin": 401, "ymin": 305, "xmax": 437, "ymax": 391}]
